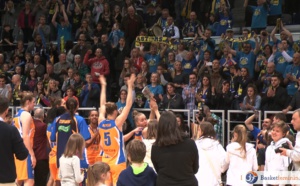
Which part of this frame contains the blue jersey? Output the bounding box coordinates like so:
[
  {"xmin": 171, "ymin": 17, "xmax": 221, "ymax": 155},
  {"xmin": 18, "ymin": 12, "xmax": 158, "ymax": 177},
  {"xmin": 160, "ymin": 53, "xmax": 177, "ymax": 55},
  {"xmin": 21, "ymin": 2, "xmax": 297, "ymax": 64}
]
[
  {"xmin": 145, "ymin": 53, "xmax": 161, "ymax": 73},
  {"xmin": 284, "ymin": 64, "xmax": 300, "ymax": 96},
  {"xmin": 50, "ymin": 113, "xmax": 91, "ymax": 168},
  {"xmin": 269, "ymin": 0, "xmax": 282, "ymax": 15},
  {"xmin": 250, "ymin": 4, "xmax": 268, "ymax": 28},
  {"xmin": 236, "ymin": 51, "xmax": 256, "ymax": 77},
  {"xmin": 274, "ymin": 50, "xmax": 294, "ymax": 74}
]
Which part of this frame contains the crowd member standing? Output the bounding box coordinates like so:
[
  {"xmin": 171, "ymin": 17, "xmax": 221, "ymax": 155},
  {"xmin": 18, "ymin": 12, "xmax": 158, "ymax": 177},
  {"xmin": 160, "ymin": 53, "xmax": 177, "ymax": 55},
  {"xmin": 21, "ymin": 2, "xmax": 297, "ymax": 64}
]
[
  {"xmin": 12, "ymin": 92, "xmax": 36, "ymax": 186},
  {"xmin": 0, "ymin": 96, "xmax": 28, "ymax": 186},
  {"xmin": 98, "ymin": 74, "xmax": 136, "ymax": 185}
]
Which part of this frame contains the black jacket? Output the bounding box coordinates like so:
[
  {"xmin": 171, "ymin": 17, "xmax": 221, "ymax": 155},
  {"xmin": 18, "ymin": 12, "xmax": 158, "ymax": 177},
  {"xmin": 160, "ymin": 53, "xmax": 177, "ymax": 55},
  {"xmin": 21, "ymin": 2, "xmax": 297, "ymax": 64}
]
[{"xmin": 0, "ymin": 121, "xmax": 28, "ymax": 183}]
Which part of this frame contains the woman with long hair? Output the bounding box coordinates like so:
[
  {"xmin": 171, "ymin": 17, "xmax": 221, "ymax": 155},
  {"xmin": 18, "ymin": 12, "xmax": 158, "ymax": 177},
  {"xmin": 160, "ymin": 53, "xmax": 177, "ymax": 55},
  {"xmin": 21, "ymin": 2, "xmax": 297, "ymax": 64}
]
[
  {"xmin": 13, "ymin": 92, "xmax": 36, "ymax": 186},
  {"xmin": 34, "ymin": 80, "xmax": 50, "ymax": 107},
  {"xmin": 98, "ymin": 3, "xmax": 112, "ymax": 33},
  {"xmin": 222, "ymin": 125, "xmax": 258, "ymax": 185},
  {"xmin": 172, "ymin": 61, "xmax": 189, "ymax": 94},
  {"xmin": 144, "ymin": 73, "xmax": 164, "ymax": 108},
  {"xmin": 119, "ymin": 58, "xmax": 137, "ymax": 86},
  {"xmin": 195, "ymin": 122, "xmax": 226, "ymax": 186},
  {"xmin": 25, "ymin": 68, "xmax": 38, "ymax": 92},
  {"xmin": 46, "ymin": 79, "xmax": 62, "ymax": 100},
  {"xmin": 240, "ymin": 84, "xmax": 261, "ymax": 111},
  {"xmin": 50, "ymin": 98, "xmax": 91, "ymax": 179},
  {"xmin": 233, "ymin": 67, "xmax": 252, "ymax": 110},
  {"xmin": 151, "ymin": 111, "xmax": 198, "ymax": 186},
  {"xmin": 140, "ymin": 61, "xmax": 151, "ymax": 84},
  {"xmin": 134, "ymin": 73, "xmax": 147, "ymax": 108},
  {"xmin": 196, "ymin": 75, "xmax": 216, "ymax": 109},
  {"xmin": 130, "ymin": 48, "xmax": 144, "ymax": 73},
  {"xmin": 87, "ymin": 162, "xmax": 110, "ymax": 186},
  {"xmin": 176, "ymin": 114, "xmax": 189, "ymax": 136},
  {"xmin": 112, "ymin": 5, "xmax": 122, "ymax": 24}
]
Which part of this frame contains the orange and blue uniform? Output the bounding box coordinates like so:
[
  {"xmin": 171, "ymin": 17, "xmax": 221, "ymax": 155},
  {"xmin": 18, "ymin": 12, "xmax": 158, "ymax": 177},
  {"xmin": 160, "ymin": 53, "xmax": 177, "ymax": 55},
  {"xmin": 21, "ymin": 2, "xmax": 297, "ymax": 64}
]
[
  {"xmin": 134, "ymin": 130, "xmax": 143, "ymax": 141},
  {"xmin": 12, "ymin": 109, "xmax": 35, "ymax": 180},
  {"xmin": 98, "ymin": 119, "xmax": 126, "ymax": 184},
  {"xmin": 47, "ymin": 123, "xmax": 59, "ymax": 181},
  {"xmin": 50, "ymin": 113, "xmax": 91, "ymax": 168},
  {"xmin": 86, "ymin": 126, "xmax": 101, "ymax": 165}
]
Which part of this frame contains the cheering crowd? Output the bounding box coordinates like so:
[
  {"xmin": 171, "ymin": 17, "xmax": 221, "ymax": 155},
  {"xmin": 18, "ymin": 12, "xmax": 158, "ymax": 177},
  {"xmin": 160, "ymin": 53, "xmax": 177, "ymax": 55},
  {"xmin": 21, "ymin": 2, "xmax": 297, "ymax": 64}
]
[{"xmin": 0, "ymin": 0, "xmax": 300, "ymax": 185}]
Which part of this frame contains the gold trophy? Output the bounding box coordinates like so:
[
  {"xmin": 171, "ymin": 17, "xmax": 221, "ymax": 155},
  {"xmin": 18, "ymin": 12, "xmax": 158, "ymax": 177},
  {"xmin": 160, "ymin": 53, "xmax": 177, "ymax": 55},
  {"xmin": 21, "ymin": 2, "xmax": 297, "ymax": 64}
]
[{"xmin": 276, "ymin": 18, "xmax": 281, "ymax": 31}]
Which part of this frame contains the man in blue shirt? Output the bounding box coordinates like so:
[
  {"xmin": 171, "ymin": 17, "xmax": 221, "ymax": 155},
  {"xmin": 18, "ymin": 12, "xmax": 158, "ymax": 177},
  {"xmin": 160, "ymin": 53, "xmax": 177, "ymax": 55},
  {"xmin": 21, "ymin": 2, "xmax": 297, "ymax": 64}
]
[
  {"xmin": 268, "ymin": 0, "xmax": 283, "ymax": 25},
  {"xmin": 283, "ymin": 52, "xmax": 300, "ymax": 96},
  {"xmin": 244, "ymin": 0, "xmax": 268, "ymax": 34},
  {"xmin": 51, "ymin": 4, "xmax": 72, "ymax": 42},
  {"xmin": 227, "ymin": 35, "xmax": 260, "ymax": 78},
  {"xmin": 182, "ymin": 51, "xmax": 200, "ymax": 74},
  {"xmin": 143, "ymin": 43, "xmax": 167, "ymax": 73}
]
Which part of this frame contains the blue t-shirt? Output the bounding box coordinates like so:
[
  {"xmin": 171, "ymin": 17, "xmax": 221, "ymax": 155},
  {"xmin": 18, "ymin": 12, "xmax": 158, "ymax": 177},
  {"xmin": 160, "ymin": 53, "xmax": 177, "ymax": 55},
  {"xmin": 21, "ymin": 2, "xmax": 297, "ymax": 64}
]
[
  {"xmin": 144, "ymin": 84, "xmax": 163, "ymax": 108},
  {"xmin": 57, "ymin": 23, "xmax": 72, "ymax": 41},
  {"xmin": 199, "ymin": 39, "xmax": 215, "ymax": 61},
  {"xmin": 269, "ymin": 0, "xmax": 282, "ymax": 15},
  {"xmin": 216, "ymin": 14, "xmax": 230, "ymax": 36},
  {"xmin": 250, "ymin": 4, "xmax": 268, "ymax": 29},
  {"xmin": 145, "ymin": 53, "xmax": 161, "ymax": 73},
  {"xmin": 284, "ymin": 64, "xmax": 300, "ymax": 96},
  {"xmin": 236, "ymin": 51, "xmax": 256, "ymax": 77},
  {"xmin": 274, "ymin": 50, "xmax": 294, "ymax": 74},
  {"xmin": 182, "ymin": 58, "xmax": 198, "ymax": 74}
]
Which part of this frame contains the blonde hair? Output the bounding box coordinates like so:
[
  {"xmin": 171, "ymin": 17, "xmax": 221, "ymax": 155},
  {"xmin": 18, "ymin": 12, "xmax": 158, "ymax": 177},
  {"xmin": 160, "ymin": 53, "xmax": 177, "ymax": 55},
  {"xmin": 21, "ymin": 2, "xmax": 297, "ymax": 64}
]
[
  {"xmin": 87, "ymin": 162, "xmax": 110, "ymax": 186},
  {"xmin": 232, "ymin": 125, "xmax": 248, "ymax": 159}
]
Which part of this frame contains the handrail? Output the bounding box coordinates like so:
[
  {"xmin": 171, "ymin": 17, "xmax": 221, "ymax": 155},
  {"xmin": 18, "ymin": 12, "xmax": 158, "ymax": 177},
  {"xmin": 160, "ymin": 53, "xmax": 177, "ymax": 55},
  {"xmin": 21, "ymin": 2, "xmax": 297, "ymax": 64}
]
[
  {"xmin": 192, "ymin": 109, "xmax": 225, "ymax": 146},
  {"xmin": 227, "ymin": 110, "xmax": 261, "ymax": 145}
]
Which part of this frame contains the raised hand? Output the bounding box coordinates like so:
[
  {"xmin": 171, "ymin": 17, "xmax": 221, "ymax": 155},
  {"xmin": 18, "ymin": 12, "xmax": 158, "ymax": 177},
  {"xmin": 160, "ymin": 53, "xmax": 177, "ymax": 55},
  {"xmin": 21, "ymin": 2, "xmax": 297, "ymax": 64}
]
[{"xmin": 99, "ymin": 75, "xmax": 106, "ymax": 86}]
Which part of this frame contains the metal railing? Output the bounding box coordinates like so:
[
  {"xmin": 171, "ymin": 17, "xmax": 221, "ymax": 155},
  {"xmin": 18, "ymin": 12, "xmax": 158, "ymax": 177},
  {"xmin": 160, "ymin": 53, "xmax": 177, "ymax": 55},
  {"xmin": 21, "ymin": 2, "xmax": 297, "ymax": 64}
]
[
  {"xmin": 192, "ymin": 109, "xmax": 225, "ymax": 146},
  {"xmin": 227, "ymin": 110, "xmax": 262, "ymax": 145}
]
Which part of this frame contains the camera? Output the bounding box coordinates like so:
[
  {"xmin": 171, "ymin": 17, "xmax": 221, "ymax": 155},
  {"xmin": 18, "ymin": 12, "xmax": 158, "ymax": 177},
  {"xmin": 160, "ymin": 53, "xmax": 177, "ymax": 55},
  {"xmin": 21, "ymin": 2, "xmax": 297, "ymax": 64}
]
[{"xmin": 274, "ymin": 142, "xmax": 290, "ymax": 153}]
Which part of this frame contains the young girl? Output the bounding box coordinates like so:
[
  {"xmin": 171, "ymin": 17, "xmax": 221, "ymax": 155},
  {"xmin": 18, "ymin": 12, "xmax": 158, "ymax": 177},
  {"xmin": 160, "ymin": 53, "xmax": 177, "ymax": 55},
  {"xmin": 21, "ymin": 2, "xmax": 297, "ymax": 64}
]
[
  {"xmin": 59, "ymin": 133, "xmax": 85, "ymax": 186},
  {"xmin": 265, "ymin": 121, "xmax": 291, "ymax": 174},
  {"xmin": 240, "ymin": 84, "xmax": 261, "ymax": 111},
  {"xmin": 87, "ymin": 162, "xmax": 110, "ymax": 186},
  {"xmin": 223, "ymin": 125, "xmax": 258, "ymax": 186}
]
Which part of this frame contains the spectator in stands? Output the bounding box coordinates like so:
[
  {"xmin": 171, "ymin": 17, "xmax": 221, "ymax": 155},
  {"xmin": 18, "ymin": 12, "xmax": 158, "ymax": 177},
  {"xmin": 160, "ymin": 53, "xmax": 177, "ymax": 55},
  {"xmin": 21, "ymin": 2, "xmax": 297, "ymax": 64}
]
[
  {"xmin": 280, "ymin": 109, "xmax": 300, "ymax": 171},
  {"xmin": 195, "ymin": 122, "xmax": 226, "ymax": 185},
  {"xmin": 162, "ymin": 16, "xmax": 180, "ymax": 39},
  {"xmin": 157, "ymin": 63, "xmax": 172, "ymax": 88},
  {"xmin": 52, "ymin": 4, "xmax": 72, "ymax": 42},
  {"xmin": 93, "ymin": 34, "xmax": 112, "ymax": 68},
  {"xmin": 108, "ymin": 23, "xmax": 124, "ymax": 48},
  {"xmin": 215, "ymin": 3, "xmax": 232, "ymax": 36},
  {"xmin": 80, "ymin": 73, "xmax": 100, "ymax": 108},
  {"xmin": 2, "ymin": 0, "xmax": 15, "ymax": 29},
  {"xmin": 151, "ymin": 111, "xmax": 199, "ymax": 186},
  {"xmin": 31, "ymin": 54, "xmax": 45, "ymax": 79},
  {"xmin": 26, "ymin": 34, "xmax": 44, "ymax": 57},
  {"xmin": 92, "ymin": 0, "xmax": 104, "ymax": 24},
  {"xmin": 240, "ymin": 84, "xmax": 261, "ymax": 111},
  {"xmin": 12, "ymin": 41, "xmax": 26, "ymax": 61},
  {"xmin": 182, "ymin": 12, "xmax": 202, "ymax": 38},
  {"xmin": 268, "ymin": 39, "xmax": 294, "ymax": 75},
  {"xmin": 72, "ymin": 34, "xmax": 92, "ymax": 60},
  {"xmin": 46, "ymin": 79, "xmax": 62, "ymax": 99},
  {"xmin": 142, "ymin": 43, "xmax": 167, "ymax": 73},
  {"xmin": 175, "ymin": 42, "xmax": 188, "ymax": 62},
  {"xmin": 116, "ymin": 89, "xmax": 135, "ymax": 131},
  {"xmin": 182, "ymin": 72, "xmax": 201, "ymax": 116},
  {"xmin": 283, "ymin": 52, "xmax": 300, "ymax": 96},
  {"xmin": 61, "ymin": 68, "xmax": 75, "ymax": 93},
  {"xmin": 162, "ymin": 83, "xmax": 184, "ymax": 110},
  {"xmin": 245, "ymin": 114, "xmax": 272, "ymax": 171},
  {"xmin": 34, "ymin": 80, "xmax": 50, "ymax": 107},
  {"xmin": 271, "ymin": 21, "xmax": 294, "ymax": 46},
  {"xmin": 0, "ymin": 75, "xmax": 12, "ymax": 101},
  {"xmin": 140, "ymin": 61, "xmax": 151, "ymax": 85},
  {"xmin": 255, "ymin": 45, "xmax": 272, "ymax": 82},
  {"xmin": 196, "ymin": 75, "xmax": 217, "ymax": 109},
  {"xmin": 33, "ymin": 108, "xmax": 49, "ymax": 186},
  {"xmin": 32, "ymin": 0, "xmax": 47, "ymax": 24},
  {"xmin": 11, "ymin": 74, "xmax": 29, "ymax": 106},
  {"xmin": 227, "ymin": 34, "xmax": 260, "ymax": 78},
  {"xmin": 25, "ymin": 68, "xmax": 38, "ymax": 92},
  {"xmin": 53, "ymin": 53, "xmax": 72, "ymax": 78},
  {"xmin": 261, "ymin": 74, "xmax": 288, "ymax": 111},
  {"xmin": 93, "ymin": 23, "xmax": 107, "ymax": 40},
  {"xmin": 63, "ymin": 87, "xmax": 79, "ymax": 105},
  {"xmin": 223, "ymin": 125, "xmax": 258, "ymax": 185},
  {"xmin": 112, "ymin": 37, "xmax": 131, "ymax": 85},
  {"xmin": 240, "ymin": 29, "xmax": 256, "ymax": 50},
  {"xmin": 73, "ymin": 72, "xmax": 84, "ymax": 98},
  {"xmin": 121, "ymin": 6, "xmax": 144, "ymax": 47},
  {"xmin": 268, "ymin": 0, "xmax": 283, "ymax": 25},
  {"xmin": 1, "ymin": 24, "xmax": 14, "ymax": 53},
  {"xmin": 283, "ymin": 87, "xmax": 300, "ymax": 114},
  {"xmin": 131, "ymin": 48, "xmax": 144, "ymax": 73},
  {"xmin": 259, "ymin": 62, "xmax": 277, "ymax": 95},
  {"xmin": 43, "ymin": 63, "xmax": 60, "ymax": 88},
  {"xmin": 67, "ymin": 0, "xmax": 83, "ymax": 38},
  {"xmin": 32, "ymin": 15, "xmax": 51, "ymax": 42},
  {"xmin": 18, "ymin": 1, "xmax": 34, "ymax": 43},
  {"xmin": 84, "ymin": 48, "xmax": 110, "ymax": 84},
  {"xmin": 134, "ymin": 73, "xmax": 146, "ymax": 108},
  {"xmin": 215, "ymin": 80, "xmax": 234, "ymax": 111},
  {"xmin": 182, "ymin": 51, "xmax": 200, "ymax": 74},
  {"xmin": 119, "ymin": 58, "xmax": 137, "ymax": 87},
  {"xmin": 73, "ymin": 54, "xmax": 89, "ymax": 81},
  {"xmin": 144, "ymin": 3, "xmax": 160, "ymax": 29},
  {"xmin": 197, "ymin": 28, "xmax": 216, "ymax": 61},
  {"xmin": 144, "ymin": 73, "xmax": 163, "ymax": 108},
  {"xmin": 75, "ymin": 19, "xmax": 93, "ymax": 41},
  {"xmin": 232, "ymin": 67, "xmax": 252, "ymax": 110},
  {"xmin": 99, "ymin": 3, "xmax": 113, "ymax": 33},
  {"xmin": 112, "ymin": 5, "xmax": 122, "ymax": 24},
  {"xmin": 156, "ymin": 8, "xmax": 169, "ymax": 30},
  {"xmin": 244, "ymin": 0, "xmax": 268, "ymax": 34},
  {"xmin": 171, "ymin": 61, "xmax": 188, "ymax": 94},
  {"xmin": 165, "ymin": 51, "xmax": 176, "ymax": 73}
]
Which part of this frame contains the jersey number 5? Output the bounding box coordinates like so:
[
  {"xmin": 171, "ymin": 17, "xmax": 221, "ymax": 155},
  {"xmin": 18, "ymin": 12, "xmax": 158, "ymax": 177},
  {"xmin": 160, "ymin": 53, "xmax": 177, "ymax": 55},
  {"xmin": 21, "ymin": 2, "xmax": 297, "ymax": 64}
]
[{"xmin": 104, "ymin": 132, "xmax": 111, "ymax": 146}]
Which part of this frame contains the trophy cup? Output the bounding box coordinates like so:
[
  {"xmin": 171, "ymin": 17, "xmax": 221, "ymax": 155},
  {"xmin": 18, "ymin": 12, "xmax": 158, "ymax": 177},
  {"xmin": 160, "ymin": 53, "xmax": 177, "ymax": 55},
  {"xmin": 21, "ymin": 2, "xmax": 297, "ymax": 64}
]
[
  {"xmin": 276, "ymin": 18, "xmax": 281, "ymax": 31},
  {"xmin": 142, "ymin": 86, "xmax": 154, "ymax": 100},
  {"xmin": 228, "ymin": 20, "xmax": 232, "ymax": 29}
]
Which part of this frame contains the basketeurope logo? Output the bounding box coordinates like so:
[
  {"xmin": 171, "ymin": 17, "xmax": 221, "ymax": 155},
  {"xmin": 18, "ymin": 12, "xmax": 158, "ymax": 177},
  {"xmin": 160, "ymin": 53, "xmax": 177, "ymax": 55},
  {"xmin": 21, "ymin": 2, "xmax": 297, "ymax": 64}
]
[{"xmin": 245, "ymin": 171, "xmax": 259, "ymax": 184}]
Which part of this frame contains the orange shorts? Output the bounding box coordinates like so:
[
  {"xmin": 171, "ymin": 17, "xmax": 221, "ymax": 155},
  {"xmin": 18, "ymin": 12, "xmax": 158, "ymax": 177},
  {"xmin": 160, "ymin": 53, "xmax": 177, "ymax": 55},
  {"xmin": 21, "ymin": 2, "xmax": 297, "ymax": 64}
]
[
  {"xmin": 49, "ymin": 152, "xmax": 59, "ymax": 181},
  {"xmin": 15, "ymin": 155, "xmax": 34, "ymax": 180},
  {"xmin": 106, "ymin": 162, "xmax": 126, "ymax": 185}
]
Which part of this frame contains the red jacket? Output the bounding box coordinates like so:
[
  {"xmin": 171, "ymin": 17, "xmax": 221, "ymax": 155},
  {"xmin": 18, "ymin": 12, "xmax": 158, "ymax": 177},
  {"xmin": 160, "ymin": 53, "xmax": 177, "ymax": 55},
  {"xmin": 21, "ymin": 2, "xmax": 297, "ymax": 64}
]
[
  {"xmin": 18, "ymin": 10, "xmax": 35, "ymax": 29},
  {"xmin": 84, "ymin": 54, "xmax": 110, "ymax": 83}
]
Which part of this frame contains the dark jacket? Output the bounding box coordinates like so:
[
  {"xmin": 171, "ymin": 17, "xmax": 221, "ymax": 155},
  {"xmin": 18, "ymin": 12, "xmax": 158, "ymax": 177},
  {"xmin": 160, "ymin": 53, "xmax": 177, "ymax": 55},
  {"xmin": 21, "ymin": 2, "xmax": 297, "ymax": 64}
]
[
  {"xmin": 151, "ymin": 137, "xmax": 199, "ymax": 186},
  {"xmin": 261, "ymin": 86, "xmax": 289, "ymax": 111},
  {"xmin": 162, "ymin": 93, "xmax": 184, "ymax": 109},
  {"xmin": 117, "ymin": 164, "xmax": 157, "ymax": 186},
  {"xmin": 0, "ymin": 120, "xmax": 28, "ymax": 183}
]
